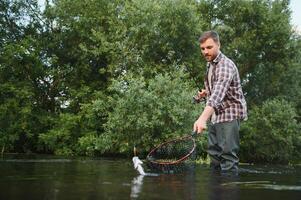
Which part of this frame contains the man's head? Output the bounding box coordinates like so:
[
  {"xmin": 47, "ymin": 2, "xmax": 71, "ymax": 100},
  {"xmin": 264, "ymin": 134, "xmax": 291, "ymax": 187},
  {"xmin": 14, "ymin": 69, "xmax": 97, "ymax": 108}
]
[{"xmin": 199, "ymin": 31, "xmax": 220, "ymax": 62}]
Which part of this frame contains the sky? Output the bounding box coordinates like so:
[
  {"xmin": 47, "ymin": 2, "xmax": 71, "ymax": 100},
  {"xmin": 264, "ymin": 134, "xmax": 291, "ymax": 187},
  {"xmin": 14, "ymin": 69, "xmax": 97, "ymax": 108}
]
[{"xmin": 290, "ymin": 0, "xmax": 301, "ymax": 32}]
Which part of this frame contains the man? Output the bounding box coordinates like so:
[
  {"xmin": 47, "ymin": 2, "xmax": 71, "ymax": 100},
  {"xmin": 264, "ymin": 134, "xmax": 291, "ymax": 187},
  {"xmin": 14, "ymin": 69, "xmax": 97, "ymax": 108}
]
[{"xmin": 193, "ymin": 30, "xmax": 247, "ymax": 171}]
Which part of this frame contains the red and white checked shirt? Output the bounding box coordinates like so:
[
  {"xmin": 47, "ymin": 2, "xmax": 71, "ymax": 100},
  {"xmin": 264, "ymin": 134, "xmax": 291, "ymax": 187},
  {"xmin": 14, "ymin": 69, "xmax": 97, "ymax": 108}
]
[{"xmin": 204, "ymin": 52, "xmax": 247, "ymax": 124}]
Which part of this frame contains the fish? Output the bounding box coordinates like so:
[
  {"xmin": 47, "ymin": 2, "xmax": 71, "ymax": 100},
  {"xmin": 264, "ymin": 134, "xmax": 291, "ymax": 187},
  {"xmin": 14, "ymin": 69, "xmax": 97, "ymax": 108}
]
[{"xmin": 132, "ymin": 156, "xmax": 146, "ymax": 175}]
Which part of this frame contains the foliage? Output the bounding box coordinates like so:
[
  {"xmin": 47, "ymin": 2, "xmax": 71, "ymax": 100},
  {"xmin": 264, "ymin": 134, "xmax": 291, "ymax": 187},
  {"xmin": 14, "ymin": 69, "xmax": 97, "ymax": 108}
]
[
  {"xmin": 0, "ymin": 0, "xmax": 55, "ymax": 153},
  {"xmin": 38, "ymin": 91, "xmax": 111, "ymax": 156},
  {"xmin": 0, "ymin": 84, "xmax": 32, "ymax": 152},
  {"xmin": 39, "ymin": 113, "xmax": 80, "ymax": 155},
  {"xmin": 278, "ymin": 35, "xmax": 301, "ymax": 121},
  {"xmin": 0, "ymin": 0, "xmax": 300, "ymax": 163},
  {"xmin": 38, "ymin": 70, "xmax": 207, "ymax": 156},
  {"xmin": 240, "ymin": 99, "xmax": 301, "ymax": 164},
  {"xmin": 109, "ymin": 0, "xmax": 204, "ymax": 83},
  {"xmin": 103, "ymin": 69, "xmax": 204, "ymax": 156}
]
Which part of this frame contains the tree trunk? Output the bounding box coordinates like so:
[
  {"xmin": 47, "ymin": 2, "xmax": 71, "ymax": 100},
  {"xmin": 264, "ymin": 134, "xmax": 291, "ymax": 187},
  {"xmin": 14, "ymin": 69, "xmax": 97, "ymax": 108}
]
[{"xmin": 1, "ymin": 144, "xmax": 4, "ymax": 155}]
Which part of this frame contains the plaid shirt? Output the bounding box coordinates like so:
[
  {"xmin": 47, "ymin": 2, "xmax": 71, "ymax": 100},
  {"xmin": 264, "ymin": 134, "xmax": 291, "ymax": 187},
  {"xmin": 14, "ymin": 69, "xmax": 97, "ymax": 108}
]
[{"xmin": 204, "ymin": 52, "xmax": 247, "ymax": 124}]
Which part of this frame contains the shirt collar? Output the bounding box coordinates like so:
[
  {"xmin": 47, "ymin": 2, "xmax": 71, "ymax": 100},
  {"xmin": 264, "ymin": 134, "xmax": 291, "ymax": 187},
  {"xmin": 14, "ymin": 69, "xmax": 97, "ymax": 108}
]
[
  {"xmin": 212, "ymin": 51, "xmax": 222, "ymax": 64},
  {"xmin": 206, "ymin": 51, "xmax": 223, "ymax": 70}
]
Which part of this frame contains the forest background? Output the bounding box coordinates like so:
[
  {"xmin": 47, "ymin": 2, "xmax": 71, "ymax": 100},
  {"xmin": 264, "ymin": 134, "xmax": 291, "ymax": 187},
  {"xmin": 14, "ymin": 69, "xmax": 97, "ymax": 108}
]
[{"xmin": 1, "ymin": 0, "xmax": 301, "ymax": 164}]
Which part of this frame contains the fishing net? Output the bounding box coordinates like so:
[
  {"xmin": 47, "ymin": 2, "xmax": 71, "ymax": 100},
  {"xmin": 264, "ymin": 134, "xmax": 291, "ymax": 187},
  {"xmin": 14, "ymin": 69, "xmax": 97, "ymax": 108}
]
[{"xmin": 146, "ymin": 134, "xmax": 197, "ymax": 173}]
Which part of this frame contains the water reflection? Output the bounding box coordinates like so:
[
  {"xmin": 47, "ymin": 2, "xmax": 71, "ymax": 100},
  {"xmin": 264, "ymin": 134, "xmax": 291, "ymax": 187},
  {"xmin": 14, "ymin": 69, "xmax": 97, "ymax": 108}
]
[
  {"xmin": 130, "ymin": 171, "xmax": 197, "ymax": 199},
  {"xmin": 130, "ymin": 175, "xmax": 144, "ymax": 199},
  {"xmin": 208, "ymin": 171, "xmax": 240, "ymax": 200},
  {"xmin": 183, "ymin": 171, "xmax": 197, "ymax": 200},
  {"xmin": 126, "ymin": 166, "xmax": 301, "ymax": 200}
]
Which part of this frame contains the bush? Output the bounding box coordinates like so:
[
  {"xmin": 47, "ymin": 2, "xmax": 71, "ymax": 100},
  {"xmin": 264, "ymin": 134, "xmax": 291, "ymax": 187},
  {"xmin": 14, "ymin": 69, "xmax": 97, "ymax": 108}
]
[
  {"xmin": 240, "ymin": 98, "xmax": 301, "ymax": 164},
  {"xmin": 103, "ymin": 69, "xmax": 205, "ymax": 156},
  {"xmin": 38, "ymin": 69, "xmax": 208, "ymax": 157},
  {"xmin": 38, "ymin": 113, "xmax": 81, "ymax": 156}
]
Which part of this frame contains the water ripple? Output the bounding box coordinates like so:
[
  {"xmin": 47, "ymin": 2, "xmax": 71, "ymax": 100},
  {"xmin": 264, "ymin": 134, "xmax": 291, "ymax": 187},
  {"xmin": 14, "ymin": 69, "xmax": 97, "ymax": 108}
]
[{"xmin": 222, "ymin": 181, "xmax": 301, "ymax": 191}]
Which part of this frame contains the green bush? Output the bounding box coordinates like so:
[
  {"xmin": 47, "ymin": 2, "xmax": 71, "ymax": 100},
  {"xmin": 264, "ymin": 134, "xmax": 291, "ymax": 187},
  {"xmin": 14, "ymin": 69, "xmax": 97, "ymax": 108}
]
[
  {"xmin": 38, "ymin": 97, "xmax": 111, "ymax": 156},
  {"xmin": 240, "ymin": 99, "xmax": 301, "ymax": 164},
  {"xmin": 103, "ymin": 69, "xmax": 206, "ymax": 156},
  {"xmin": 38, "ymin": 113, "xmax": 81, "ymax": 156},
  {"xmin": 38, "ymin": 69, "xmax": 208, "ymax": 157}
]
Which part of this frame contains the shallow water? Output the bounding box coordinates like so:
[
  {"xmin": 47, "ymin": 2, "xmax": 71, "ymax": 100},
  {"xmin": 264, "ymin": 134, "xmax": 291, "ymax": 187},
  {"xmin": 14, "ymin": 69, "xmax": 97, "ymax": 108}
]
[{"xmin": 0, "ymin": 154, "xmax": 300, "ymax": 200}]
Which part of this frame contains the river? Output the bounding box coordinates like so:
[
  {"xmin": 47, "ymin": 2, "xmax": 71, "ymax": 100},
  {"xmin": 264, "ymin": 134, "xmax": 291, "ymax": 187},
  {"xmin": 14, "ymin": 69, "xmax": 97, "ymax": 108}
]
[{"xmin": 0, "ymin": 154, "xmax": 300, "ymax": 200}]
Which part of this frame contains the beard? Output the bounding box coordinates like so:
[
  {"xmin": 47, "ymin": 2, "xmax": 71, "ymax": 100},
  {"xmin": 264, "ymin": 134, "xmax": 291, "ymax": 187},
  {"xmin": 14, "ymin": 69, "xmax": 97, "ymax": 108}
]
[
  {"xmin": 205, "ymin": 55, "xmax": 214, "ymax": 62},
  {"xmin": 204, "ymin": 52, "xmax": 218, "ymax": 62}
]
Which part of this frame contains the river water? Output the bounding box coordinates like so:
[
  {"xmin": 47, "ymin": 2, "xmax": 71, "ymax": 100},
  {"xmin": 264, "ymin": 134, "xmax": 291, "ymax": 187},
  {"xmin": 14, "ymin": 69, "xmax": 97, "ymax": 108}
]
[{"xmin": 0, "ymin": 154, "xmax": 300, "ymax": 200}]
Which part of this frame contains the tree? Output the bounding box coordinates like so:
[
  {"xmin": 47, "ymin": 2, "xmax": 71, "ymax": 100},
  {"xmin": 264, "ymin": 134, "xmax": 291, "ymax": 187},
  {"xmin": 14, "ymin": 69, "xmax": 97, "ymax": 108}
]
[
  {"xmin": 0, "ymin": 0, "xmax": 53, "ymax": 152},
  {"xmin": 106, "ymin": 0, "xmax": 204, "ymax": 84}
]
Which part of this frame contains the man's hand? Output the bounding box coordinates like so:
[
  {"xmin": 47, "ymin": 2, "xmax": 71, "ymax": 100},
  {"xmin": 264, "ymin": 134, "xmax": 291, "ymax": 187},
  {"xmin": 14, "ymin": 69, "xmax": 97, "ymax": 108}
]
[
  {"xmin": 193, "ymin": 105, "xmax": 214, "ymax": 134},
  {"xmin": 198, "ymin": 89, "xmax": 207, "ymax": 98},
  {"xmin": 193, "ymin": 89, "xmax": 207, "ymax": 103},
  {"xmin": 193, "ymin": 117, "xmax": 207, "ymax": 134}
]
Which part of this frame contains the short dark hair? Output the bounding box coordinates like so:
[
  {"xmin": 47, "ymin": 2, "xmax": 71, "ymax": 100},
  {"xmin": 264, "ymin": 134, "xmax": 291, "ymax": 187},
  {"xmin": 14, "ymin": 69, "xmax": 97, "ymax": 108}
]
[{"xmin": 198, "ymin": 30, "xmax": 220, "ymax": 44}]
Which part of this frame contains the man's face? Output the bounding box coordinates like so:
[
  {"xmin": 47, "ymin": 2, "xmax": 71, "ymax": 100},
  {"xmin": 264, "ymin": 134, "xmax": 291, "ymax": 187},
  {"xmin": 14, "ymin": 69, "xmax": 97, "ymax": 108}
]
[{"xmin": 200, "ymin": 38, "xmax": 220, "ymax": 62}]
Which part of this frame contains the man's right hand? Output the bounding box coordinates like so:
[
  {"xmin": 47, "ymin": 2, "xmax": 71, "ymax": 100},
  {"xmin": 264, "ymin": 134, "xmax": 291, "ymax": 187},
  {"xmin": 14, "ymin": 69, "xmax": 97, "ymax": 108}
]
[
  {"xmin": 193, "ymin": 89, "xmax": 207, "ymax": 103},
  {"xmin": 198, "ymin": 89, "xmax": 207, "ymax": 98}
]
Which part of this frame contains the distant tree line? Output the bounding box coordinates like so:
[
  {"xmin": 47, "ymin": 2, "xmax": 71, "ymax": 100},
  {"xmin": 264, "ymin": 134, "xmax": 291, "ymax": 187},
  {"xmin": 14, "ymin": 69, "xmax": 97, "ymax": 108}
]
[{"xmin": 1, "ymin": 0, "xmax": 300, "ymax": 164}]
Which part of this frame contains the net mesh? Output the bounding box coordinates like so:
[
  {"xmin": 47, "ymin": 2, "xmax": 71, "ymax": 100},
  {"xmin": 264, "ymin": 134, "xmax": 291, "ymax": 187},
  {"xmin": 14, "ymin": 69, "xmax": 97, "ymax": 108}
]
[{"xmin": 146, "ymin": 135, "xmax": 196, "ymax": 173}]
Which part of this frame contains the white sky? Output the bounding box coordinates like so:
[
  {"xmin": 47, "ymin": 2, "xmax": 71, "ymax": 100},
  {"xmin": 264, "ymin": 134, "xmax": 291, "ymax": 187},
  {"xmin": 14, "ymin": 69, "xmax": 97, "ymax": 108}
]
[{"xmin": 290, "ymin": 0, "xmax": 301, "ymax": 32}]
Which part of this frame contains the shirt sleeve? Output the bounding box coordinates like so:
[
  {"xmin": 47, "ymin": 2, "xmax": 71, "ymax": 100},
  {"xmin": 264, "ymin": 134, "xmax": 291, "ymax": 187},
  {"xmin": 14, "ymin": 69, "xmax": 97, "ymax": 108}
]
[{"xmin": 206, "ymin": 61, "xmax": 234, "ymax": 112}]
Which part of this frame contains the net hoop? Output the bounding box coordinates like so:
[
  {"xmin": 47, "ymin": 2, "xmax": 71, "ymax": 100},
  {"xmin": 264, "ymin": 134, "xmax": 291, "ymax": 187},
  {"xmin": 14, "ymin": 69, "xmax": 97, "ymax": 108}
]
[{"xmin": 146, "ymin": 135, "xmax": 196, "ymax": 165}]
